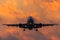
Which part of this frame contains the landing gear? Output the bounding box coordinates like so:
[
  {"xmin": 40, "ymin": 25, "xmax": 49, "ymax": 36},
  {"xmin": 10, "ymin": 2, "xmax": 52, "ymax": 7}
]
[
  {"xmin": 36, "ymin": 29, "xmax": 38, "ymax": 31},
  {"xmin": 23, "ymin": 29, "xmax": 25, "ymax": 31}
]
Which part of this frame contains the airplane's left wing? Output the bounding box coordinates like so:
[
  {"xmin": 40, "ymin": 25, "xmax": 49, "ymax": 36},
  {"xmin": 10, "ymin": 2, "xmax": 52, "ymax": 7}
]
[
  {"xmin": 34, "ymin": 23, "xmax": 58, "ymax": 28},
  {"xmin": 42, "ymin": 24, "xmax": 58, "ymax": 26}
]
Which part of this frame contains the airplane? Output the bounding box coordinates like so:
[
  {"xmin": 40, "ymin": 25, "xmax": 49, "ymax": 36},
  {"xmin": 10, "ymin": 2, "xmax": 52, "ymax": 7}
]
[{"xmin": 3, "ymin": 16, "xmax": 58, "ymax": 31}]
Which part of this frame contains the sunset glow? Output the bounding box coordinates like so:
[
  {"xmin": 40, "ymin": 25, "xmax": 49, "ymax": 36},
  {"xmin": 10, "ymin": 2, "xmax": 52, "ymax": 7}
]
[{"xmin": 0, "ymin": 0, "xmax": 60, "ymax": 40}]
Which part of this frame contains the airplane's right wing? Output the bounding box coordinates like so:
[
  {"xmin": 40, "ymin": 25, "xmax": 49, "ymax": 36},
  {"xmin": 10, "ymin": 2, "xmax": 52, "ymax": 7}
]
[
  {"xmin": 3, "ymin": 24, "xmax": 19, "ymax": 26},
  {"xmin": 19, "ymin": 24, "xmax": 27, "ymax": 28},
  {"xmin": 3, "ymin": 24, "xmax": 28, "ymax": 28}
]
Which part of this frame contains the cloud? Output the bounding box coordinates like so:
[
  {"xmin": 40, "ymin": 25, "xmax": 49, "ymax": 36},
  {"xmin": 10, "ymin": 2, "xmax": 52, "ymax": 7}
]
[
  {"xmin": 0, "ymin": 0, "xmax": 60, "ymax": 40},
  {"xmin": 6, "ymin": 35, "xmax": 19, "ymax": 40},
  {"xmin": 24, "ymin": 31, "xmax": 50, "ymax": 40}
]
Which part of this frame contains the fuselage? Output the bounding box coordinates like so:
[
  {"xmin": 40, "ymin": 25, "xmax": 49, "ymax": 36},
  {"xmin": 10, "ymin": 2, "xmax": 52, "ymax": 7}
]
[{"xmin": 27, "ymin": 16, "xmax": 35, "ymax": 30}]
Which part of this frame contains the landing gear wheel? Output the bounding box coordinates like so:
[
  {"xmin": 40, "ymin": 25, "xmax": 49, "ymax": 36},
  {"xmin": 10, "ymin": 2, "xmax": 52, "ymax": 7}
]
[
  {"xmin": 23, "ymin": 29, "xmax": 25, "ymax": 31},
  {"xmin": 36, "ymin": 29, "xmax": 38, "ymax": 31}
]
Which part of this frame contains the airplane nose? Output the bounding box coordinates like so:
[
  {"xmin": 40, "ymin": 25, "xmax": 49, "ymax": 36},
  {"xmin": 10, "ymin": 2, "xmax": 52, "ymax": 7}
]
[{"xmin": 30, "ymin": 23, "xmax": 32, "ymax": 24}]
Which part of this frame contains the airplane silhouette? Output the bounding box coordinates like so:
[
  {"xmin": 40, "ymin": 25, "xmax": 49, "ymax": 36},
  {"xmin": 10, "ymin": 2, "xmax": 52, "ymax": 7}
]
[{"xmin": 3, "ymin": 16, "xmax": 58, "ymax": 31}]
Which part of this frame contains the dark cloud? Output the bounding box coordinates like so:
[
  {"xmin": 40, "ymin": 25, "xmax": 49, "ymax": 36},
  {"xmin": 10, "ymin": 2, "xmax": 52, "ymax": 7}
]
[
  {"xmin": 6, "ymin": 35, "xmax": 19, "ymax": 40},
  {"xmin": 24, "ymin": 31, "xmax": 50, "ymax": 40},
  {"xmin": 0, "ymin": 37, "xmax": 4, "ymax": 40}
]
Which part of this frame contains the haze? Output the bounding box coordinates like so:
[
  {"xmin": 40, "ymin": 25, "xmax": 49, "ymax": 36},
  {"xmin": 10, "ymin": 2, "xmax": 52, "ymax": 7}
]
[{"xmin": 0, "ymin": 0, "xmax": 60, "ymax": 40}]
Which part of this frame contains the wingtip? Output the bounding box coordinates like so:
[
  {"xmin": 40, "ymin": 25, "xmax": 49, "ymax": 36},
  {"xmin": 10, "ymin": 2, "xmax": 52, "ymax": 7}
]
[
  {"xmin": 2, "ymin": 24, "xmax": 5, "ymax": 25},
  {"xmin": 56, "ymin": 24, "xmax": 58, "ymax": 25},
  {"xmin": 54, "ymin": 24, "xmax": 58, "ymax": 25}
]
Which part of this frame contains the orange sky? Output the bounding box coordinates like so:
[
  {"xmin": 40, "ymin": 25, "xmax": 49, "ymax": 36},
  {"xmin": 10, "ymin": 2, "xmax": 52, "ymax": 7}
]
[{"xmin": 0, "ymin": 0, "xmax": 60, "ymax": 40}]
